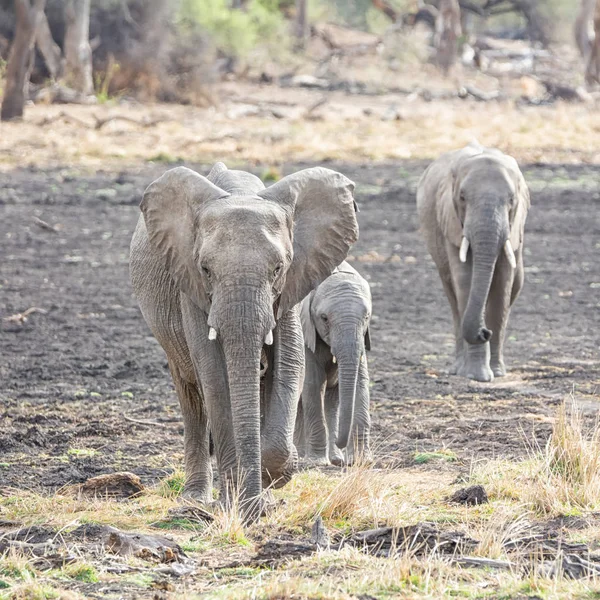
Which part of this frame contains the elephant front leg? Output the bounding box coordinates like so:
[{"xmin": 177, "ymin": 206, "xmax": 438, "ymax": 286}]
[
  {"xmin": 262, "ymin": 305, "xmax": 304, "ymax": 487},
  {"xmin": 168, "ymin": 361, "xmax": 213, "ymax": 503},
  {"xmin": 487, "ymin": 253, "xmax": 517, "ymax": 378},
  {"xmin": 301, "ymin": 349, "xmax": 329, "ymax": 466},
  {"xmin": 323, "ymin": 385, "xmax": 344, "ymax": 466}
]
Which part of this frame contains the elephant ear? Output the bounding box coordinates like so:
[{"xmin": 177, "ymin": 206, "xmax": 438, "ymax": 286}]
[
  {"xmin": 258, "ymin": 167, "xmax": 359, "ymax": 317},
  {"xmin": 509, "ymin": 168, "xmax": 530, "ymax": 252},
  {"xmin": 436, "ymin": 168, "xmax": 463, "ymax": 248},
  {"xmin": 300, "ymin": 292, "xmax": 316, "ymax": 353},
  {"xmin": 140, "ymin": 166, "xmax": 229, "ymax": 309}
]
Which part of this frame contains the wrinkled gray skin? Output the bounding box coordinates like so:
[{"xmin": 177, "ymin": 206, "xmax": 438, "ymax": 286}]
[
  {"xmin": 130, "ymin": 163, "xmax": 358, "ymax": 519},
  {"xmin": 294, "ymin": 261, "xmax": 372, "ymax": 466},
  {"xmin": 416, "ymin": 143, "xmax": 530, "ymax": 382}
]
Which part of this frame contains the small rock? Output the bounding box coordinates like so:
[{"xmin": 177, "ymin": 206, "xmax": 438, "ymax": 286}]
[
  {"xmin": 95, "ymin": 188, "xmax": 117, "ymax": 201},
  {"xmin": 448, "ymin": 485, "xmax": 488, "ymax": 506},
  {"xmin": 310, "ymin": 516, "xmax": 330, "ymax": 548}
]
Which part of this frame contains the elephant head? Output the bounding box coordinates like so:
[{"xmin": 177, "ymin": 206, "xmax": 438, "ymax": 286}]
[
  {"xmin": 140, "ymin": 163, "xmax": 358, "ymax": 512},
  {"xmin": 438, "ymin": 150, "xmax": 530, "ymax": 346},
  {"xmin": 301, "ymin": 263, "xmax": 371, "ymax": 450}
]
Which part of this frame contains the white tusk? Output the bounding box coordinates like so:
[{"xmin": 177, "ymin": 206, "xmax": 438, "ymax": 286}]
[
  {"xmin": 459, "ymin": 236, "xmax": 469, "ymax": 263},
  {"xmin": 208, "ymin": 327, "xmax": 217, "ymax": 341},
  {"xmin": 504, "ymin": 239, "xmax": 517, "ymax": 269},
  {"xmin": 264, "ymin": 330, "xmax": 273, "ymax": 345},
  {"xmin": 332, "ymin": 356, "xmax": 337, "ymax": 364}
]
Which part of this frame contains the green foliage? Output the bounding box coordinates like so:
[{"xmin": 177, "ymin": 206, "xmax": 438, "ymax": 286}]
[
  {"xmin": 61, "ymin": 562, "xmax": 99, "ymax": 583},
  {"xmin": 157, "ymin": 470, "xmax": 186, "ymax": 498},
  {"xmin": 176, "ymin": 0, "xmax": 288, "ymax": 58},
  {"xmin": 413, "ymin": 450, "xmax": 457, "ymax": 464}
]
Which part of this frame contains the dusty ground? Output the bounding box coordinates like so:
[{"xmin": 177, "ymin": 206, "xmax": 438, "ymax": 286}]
[{"xmin": 1, "ymin": 158, "xmax": 598, "ymax": 489}]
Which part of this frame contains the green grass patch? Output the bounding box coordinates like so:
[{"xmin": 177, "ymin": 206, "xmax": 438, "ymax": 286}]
[{"xmin": 413, "ymin": 450, "xmax": 458, "ymax": 464}]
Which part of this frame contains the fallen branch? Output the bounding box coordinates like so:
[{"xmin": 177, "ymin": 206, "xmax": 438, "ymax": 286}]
[
  {"xmin": 32, "ymin": 216, "xmax": 59, "ymax": 233},
  {"xmin": 3, "ymin": 307, "xmax": 48, "ymax": 324},
  {"xmin": 92, "ymin": 114, "xmax": 170, "ymax": 130},
  {"xmin": 123, "ymin": 414, "xmax": 163, "ymax": 427}
]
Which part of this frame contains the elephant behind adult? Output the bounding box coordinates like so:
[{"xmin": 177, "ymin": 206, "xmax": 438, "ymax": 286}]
[
  {"xmin": 416, "ymin": 142, "xmax": 530, "ymax": 382},
  {"xmin": 130, "ymin": 163, "xmax": 358, "ymax": 518},
  {"xmin": 295, "ymin": 261, "xmax": 372, "ymax": 466}
]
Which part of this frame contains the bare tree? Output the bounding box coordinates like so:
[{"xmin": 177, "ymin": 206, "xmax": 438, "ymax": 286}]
[
  {"xmin": 1, "ymin": 0, "xmax": 46, "ymax": 121},
  {"xmin": 295, "ymin": 0, "xmax": 308, "ymax": 49},
  {"xmin": 575, "ymin": 0, "xmax": 596, "ymax": 60},
  {"xmin": 63, "ymin": 0, "xmax": 93, "ymax": 95},
  {"xmin": 36, "ymin": 11, "xmax": 62, "ymax": 79},
  {"xmin": 435, "ymin": 0, "xmax": 462, "ymax": 75},
  {"xmin": 586, "ymin": 0, "xmax": 600, "ymax": 85}
]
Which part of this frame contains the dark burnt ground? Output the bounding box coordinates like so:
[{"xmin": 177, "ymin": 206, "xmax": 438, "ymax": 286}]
[{"xmin": 0, "ymin": 162, "xmax": 599, "ymax": 490}]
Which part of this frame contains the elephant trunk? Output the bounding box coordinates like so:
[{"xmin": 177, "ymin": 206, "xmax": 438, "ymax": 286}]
[
  {"xmin": 332, "ymin": 324, "xmax": 363, "ymax": 450},
  {"xmin": 209, "ymin": 282, "xmax": 274, "ymax": 520},
  {"xmin": 461, "ymin": 208, "xmax": 507, "ymax": 345}
]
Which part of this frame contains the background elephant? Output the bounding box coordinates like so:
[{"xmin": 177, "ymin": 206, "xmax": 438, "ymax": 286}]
[
  {"xmin": 129, "ymin": 163, "xmax": 358, "ymax": 518},
  {"xmin": 295, "ymin": 261, "xmax": 372, "ymax": 466},
  {"xmin": 416, "ymin": 142, "xmax": 530, "ymax": 382}
]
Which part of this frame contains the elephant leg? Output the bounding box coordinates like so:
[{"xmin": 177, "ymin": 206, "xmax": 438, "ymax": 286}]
[
  {"xmin": 323, "ymin": 385, "xmax": 344, "ymax": 466},
  {"xmin": 261, "ymin": 304, "xmax": 303, "ymax": 488},
  {"xmin": 180, "ymin": 296, "xmax": 238, "ymax": 505},
  {"xmin": 449, "ymin": 251, "xmax": 493, "ymax": 382},
  {"xmin": 168, "ymin": 360, "xmax": 212, "ymax": 503},
  {"xmin": 347, "ymin": 358, "xmax": 371, "ymax": 465},
  {"xmin": 302, "ymin": 349, "xmax": 328, "ymax": 466},
  {"xmin": 487, "ymin": 255, "xmax": 516, "ymax": 378},
  {"xmin": 438, "ymin": 273, "xmax": 463, "ymax": 375}
]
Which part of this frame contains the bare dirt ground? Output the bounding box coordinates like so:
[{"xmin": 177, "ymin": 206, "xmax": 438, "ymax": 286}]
[
  {"xmin": 1, "ymin": 158, "xmax": 598, "ymax": 490},
  {"xmin": 0, "ymin": 88, "xmax": 599, "ymax": 596}
]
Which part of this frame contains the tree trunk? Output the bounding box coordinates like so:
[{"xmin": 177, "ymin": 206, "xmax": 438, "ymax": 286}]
[
  {"xmin": 1, "ymin": 0, "xmax": 46, "ymax": 122},
  {"xmin": 295, "ymin": 0, "xmax": 308, "ymax": 50},
  {"xmin": 435, "ymin": 0, "xmax": 462, "ymax": 76},
  {"xmin": 63, "ymin": 0, "xmax": 93, "ymax": 95},
  {"xmin": 586, "ymin": 0, "xmax": 600, "ymax": 86},
  {"xmin": 36, "ymin": 10, "xmax": 62, "ymax": 79},
  {"xmin": 575, "ymin": 0, "xmax": 596, "ymax": 60}
]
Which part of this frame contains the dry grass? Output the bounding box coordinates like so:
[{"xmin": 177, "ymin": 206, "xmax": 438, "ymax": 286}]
[
  {"xmin": 2, "ymin": 402, "xmax": 600, "ymax": 598},
  {"xmin": 1, "ymin": 89, "xmax": 600, "ymax": 172}
]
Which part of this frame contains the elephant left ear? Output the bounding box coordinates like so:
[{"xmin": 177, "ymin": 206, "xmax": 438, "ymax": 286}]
[
  {"xmin": 509, "ymin": 170, "xmax": 530, "ymax": 252},
  {"xmin": 258, "ymin": 167, "xmax": 359, "ymax": 317}
]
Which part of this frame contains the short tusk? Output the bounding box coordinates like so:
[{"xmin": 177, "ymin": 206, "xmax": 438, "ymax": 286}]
[
  {"xmin": 504, "ymin": 239, "xmax": 517, "ymax": 269},
  {"xmin": 208, "ymin": 327, "xmax": 217, "ymax": 341},
  {"xmin": 264, "ymin": 329, "xmax": 273, "ymax": 345},
  {"xmin": 332, "ymin": 356, "xmax": 337, "ymax": 364},
  {"xmin": 459, "ymin": 236, "xmax": 469, "ymax": 263}
]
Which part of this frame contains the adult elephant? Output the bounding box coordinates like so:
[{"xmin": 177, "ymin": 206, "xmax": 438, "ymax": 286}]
[
  {"xmin": 416, "ymin": 143, "xmax": 530, "ymax": 382},
  {"xmin": 130, "ymin": 163, "xmax": 358, "ymax": 519}
]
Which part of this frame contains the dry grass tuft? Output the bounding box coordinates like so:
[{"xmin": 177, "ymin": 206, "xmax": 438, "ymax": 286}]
[{"xmin": 526, "ymin": 400, "xmax": 600, "ymax": 515}]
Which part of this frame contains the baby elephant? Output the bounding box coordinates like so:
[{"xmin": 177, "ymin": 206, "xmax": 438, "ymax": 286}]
[
  {"xmin": 296, "ymin": 261, "xmax": 372, "ymax": 466},
  {"xmin": 417, "ymin": 142, "xmax": 530, "ymax": 382}
]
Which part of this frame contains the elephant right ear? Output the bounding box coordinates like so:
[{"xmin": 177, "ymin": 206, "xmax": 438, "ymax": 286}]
[
  {"xmin": 300, "ymin": 292, "xmax": 317, "ymax": 353},
  {"xmin": 436, "ymin": 169, "xmax": 463, "ymax": 248},
  {"xmin": 140, "ymin": 166, "xmax": 229, "ymax": 309}
]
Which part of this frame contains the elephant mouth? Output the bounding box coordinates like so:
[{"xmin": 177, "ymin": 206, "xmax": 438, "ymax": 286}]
[{"xmin": 260, "ymin": 348, "xmax": 269, "ymax": 378}]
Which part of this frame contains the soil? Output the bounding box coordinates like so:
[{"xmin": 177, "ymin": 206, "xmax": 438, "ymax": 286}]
[{"xmin": 0, "ymin": 161, "xmax": 599, "ymax": 490}]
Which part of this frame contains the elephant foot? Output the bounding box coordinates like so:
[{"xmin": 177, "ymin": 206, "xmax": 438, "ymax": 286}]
[
  {"xmin": 450, "ymin": 357, "xmax": 464, "ymax": 376},
  {"xmin": 301, "ymin": 453, "xmax": 330, "ymax": 468},
  {"xmin": 181, "ymin": 482, "xmax": 212, "ymax": 505},
  {"xmin": 491, "ymin": 359, "xmax": 507, "ymax": 378},
  {"xmin": 467, "ymin": 365, "xmax": 494, "ymax": 382},
  {"xmin": 329, "ymin": 446, "xmax": 345, "ymax": 467},
  {"xmin": 262, "ymin": 445, "xmax": 298, "ymax": 489}
]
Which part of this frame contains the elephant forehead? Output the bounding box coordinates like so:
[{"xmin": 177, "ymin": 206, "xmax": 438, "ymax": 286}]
[
  {"xmin": 200, "ymin": 197, "xmax": 289, "ymax": 232},
  {"xmin": 317, "ymin": 277, "xmax": 370, "ymax": 304},
  {"xmin": 461, "ymin": 162, "xmax": 515, "ymax": 193}
]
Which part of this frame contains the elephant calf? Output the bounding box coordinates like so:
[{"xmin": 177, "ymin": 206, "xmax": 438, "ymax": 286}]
[
  {"xmin": 416, "ymin": 142, "xmax": 530, "ymax": 382},
  {"xmin": 295, "ymin": 261, "xmax": 372, "ymax": 465}
]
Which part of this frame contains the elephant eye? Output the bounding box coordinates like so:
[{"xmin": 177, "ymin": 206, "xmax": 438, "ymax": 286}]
[
  {"xmin": 273, "ymin": 263, "xmax": 283, "ymax": 279},
  {"xmin": 321, "ymin": 314, "xmax": 328, "ymax": 323},
  {"xmin": 202, "ymin": 265, "xmax": 212, "ymax": 280},
  {"xmin": 460, "ymin": 192, "xmax": 466, "ymax": 203}
]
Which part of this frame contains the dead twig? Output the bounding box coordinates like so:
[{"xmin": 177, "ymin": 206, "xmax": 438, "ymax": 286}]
[
  {"xmin": 3, "ymin": 307, "xmax": 48, "ymax": 324},
  {"xmin": 93, "ymin": 115, "xmax": 170, "ymax": 130},
  {"xmin": 37, "ymin": 110, "xmax": 91, "ymax": 128},
  {"xmin": 123, "ymin": 414, "xmax": 163, "ymax": 427},
  {"xmin": 32, "ymin": 216, "xmax": 59, "ymax": 233}
]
